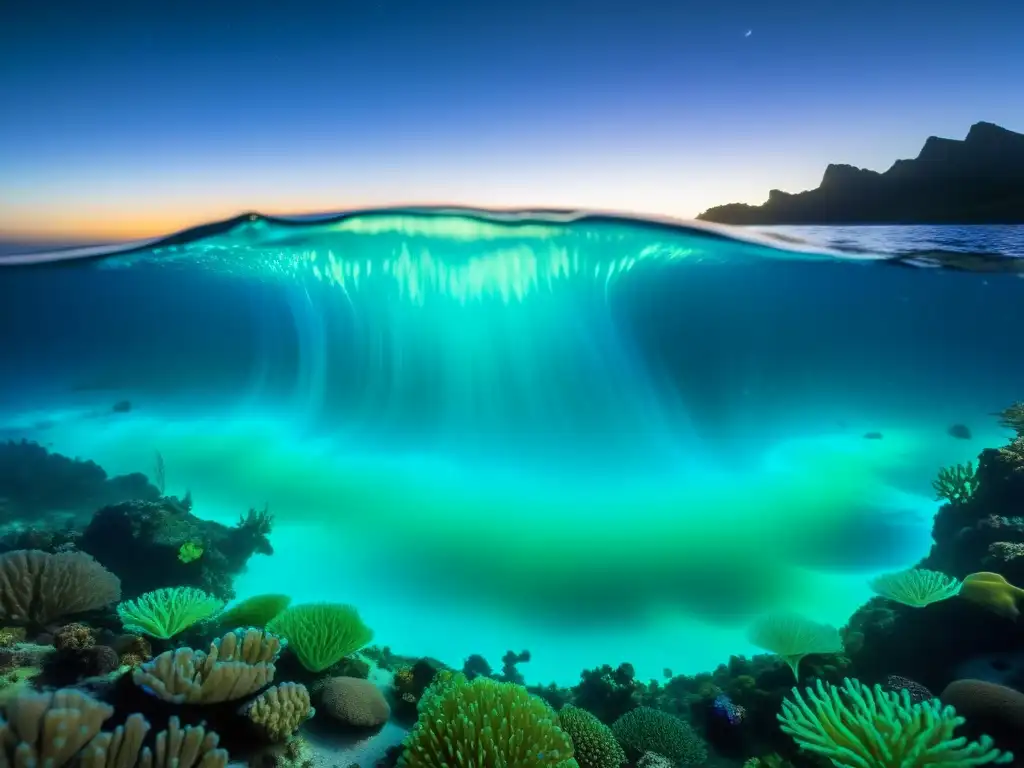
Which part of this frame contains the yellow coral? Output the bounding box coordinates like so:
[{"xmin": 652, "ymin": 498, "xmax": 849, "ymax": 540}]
[
  {"xmin": 245, "ymin": 683, "xmax": 315, "ymax": 742},
  {"xmin": 394, "ymin": 667, "xmax": 414, "ymax": 686},
  {"xmin": 0, "ymin": 627, "xmax": 25, "ymax": 648},
  {"xmin": 959, "ymin": 572, "xmax": 1024, "ymax": 619}
]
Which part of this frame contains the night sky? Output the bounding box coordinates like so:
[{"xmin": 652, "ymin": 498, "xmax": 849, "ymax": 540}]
[{"xmin": 2, "ymin": 0, "xmax": 1021, "ymax": 240}]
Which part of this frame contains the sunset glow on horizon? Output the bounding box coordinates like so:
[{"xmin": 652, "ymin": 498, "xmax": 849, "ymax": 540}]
[{"xmin": 3, "ymin": 0, "xmax": 1023, "ymax": 244}]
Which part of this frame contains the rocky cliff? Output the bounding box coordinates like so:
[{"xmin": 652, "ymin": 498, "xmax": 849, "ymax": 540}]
[{"xmin": 697, "ymin": 122, "xmax": 1024, "ymax": 225}]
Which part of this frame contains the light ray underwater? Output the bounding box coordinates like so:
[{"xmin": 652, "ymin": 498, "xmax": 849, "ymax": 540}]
[{"xmin": 1, "ymin": 208, "xmax": 1022, "ymax": 685}]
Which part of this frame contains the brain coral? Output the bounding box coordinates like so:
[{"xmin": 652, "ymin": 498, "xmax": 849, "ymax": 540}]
[
  {"xmin": 398, "ymin": 673, "xmax": 573, "ymax": 768},
  {"xmin": 612, "ymin": 708, "xmax": 707, "ymax": 766},
  {"xmin": 559, "ymin": 706, "xmax": 626, "ymax": 768},
  {"xmin": 941, "ymin": 679, "xmax": 1024, "ymax": 755},
  {"xmin": 320, "ymin": 676, "xmax": 391, "ymax": 728}
]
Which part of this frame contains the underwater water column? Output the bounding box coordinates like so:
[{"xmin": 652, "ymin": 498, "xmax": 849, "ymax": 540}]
[
  {"xmin": 4, "ymin": 210, "xmax": 1003, "ymax": 678},
  {"xmin": 283, "ymin": 233, "xmax": 702, "ymax": 469},
  {"xmin": 170, "ymin": 213, "xmax": 908, "ymax": 629}
]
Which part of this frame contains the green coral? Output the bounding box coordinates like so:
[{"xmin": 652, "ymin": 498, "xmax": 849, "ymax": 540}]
[
  {"xmin": 559, "ymin": 706, "xmax": 626, "ymax": 768},
  {"xmin": 779, "ymin": 677, "xmax": 1011, "ymax": 768},
  {"xmin": 398, "ymin": 673, "xmax": 574, "ymax": 768},
  {"xmin": 178, "ymin": 541, "xmax": 204, "ymax": 563},
  {"xmin": 746, "ymin": 613, "xmax": 843, "ymax": 681},
  {"xmin": 265, "ymin": 602, "xmax": 372, "ymax": 672},
  {"xmin": 218, "ymin": 594, "xmax": 292, "ymax": 628},
  {"xmin": 933, "ymin": 462, "xmax": 979, "ymax": 504},
  {"xmin": 116, "ymin": 587, "xmax": 224, "ymax": 639},
  {"xmin": 611, "ymin": 707, "xmax": 707, "ymax": 766},
  {"xmin": 868, "ymin": 568, "xmax": 962, "ymax": 607}
]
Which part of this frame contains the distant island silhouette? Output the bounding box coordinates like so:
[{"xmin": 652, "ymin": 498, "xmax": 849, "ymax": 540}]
[{"xmin": 697, "ymin": 122, "xmax": 1024, "ymax": 225}]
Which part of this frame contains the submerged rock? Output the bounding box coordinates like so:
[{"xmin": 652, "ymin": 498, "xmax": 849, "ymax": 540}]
[
  {"xmin": 79, "ymin": 495, "xmax": 274, "ymax": 600},
  {"xmin": 0, "ymin": 440, "xmax": 159, "ymax": 527}
]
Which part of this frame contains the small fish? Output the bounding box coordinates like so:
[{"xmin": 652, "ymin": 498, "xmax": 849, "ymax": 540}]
[
  {"xmin": 947, "ymin": 423, "xmax": 972, "ymax": 440},
  {"xmin": 863, "ymin": 431, "xmax": 883, "ymax": 440}
]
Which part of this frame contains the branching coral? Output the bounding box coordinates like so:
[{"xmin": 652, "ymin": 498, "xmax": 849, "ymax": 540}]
[
  {"xmin": 998, "ymin": 437, "xmax": 1024, "ymax": 471},
  {"xmin": 117, "ymin": 587, "xmax": 225, "ymax": 639},
  {"xmin": 266, "ymin": 603, "xmax": 373, "ymax": 673},
  {"xmin": 996, "ymin": 402, "xmax": 1024, "ymax": 435},
  {"xmin": 398, "ymin": 673, "xmax": 573, "ymax": 768},
  {"xmin": 987, "ymin": 542, "xmax": 1024, "ymax": 562},
  {"xmin": 868, "ymin": 569, "xmax": 962, "ymax": 607},
  {"xmin": 0, "ymin": 549, "xmax": 121, "ymax": 625},
  {"xmin": 244, "ymin": 682, "xmax": 315, "ymax": 742},
  {"xmin": 933, "ymin": 462, "xmax": 980, "ymax": 504},
  {"xmin": 133, "ymin": 629, "xmax": 280, "ymax": 704},
  {"xmin": 779, "ymin": 678, "xmax": 1011, "ymax": 768}
]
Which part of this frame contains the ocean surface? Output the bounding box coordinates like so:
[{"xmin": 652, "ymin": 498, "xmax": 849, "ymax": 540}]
[{"xmin": 1, "ymin": 211, "xmax": 1022, "ymax": 686}]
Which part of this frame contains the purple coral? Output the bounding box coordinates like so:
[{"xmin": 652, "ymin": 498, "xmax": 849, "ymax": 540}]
[{"xmin": 711, "ymin": 693, "xmax": 746, "ymax": 725}]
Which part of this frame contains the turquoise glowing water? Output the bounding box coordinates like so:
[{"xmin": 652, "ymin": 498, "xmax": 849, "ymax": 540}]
[{"xmin": 1, "ymin": 211, "xmax": 1022, "ymax": 684}]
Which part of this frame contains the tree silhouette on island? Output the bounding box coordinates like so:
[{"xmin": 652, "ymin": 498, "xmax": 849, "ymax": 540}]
[{"xmin": 697, "ymin": 122, "xmax": 1024, "ymax": 225}]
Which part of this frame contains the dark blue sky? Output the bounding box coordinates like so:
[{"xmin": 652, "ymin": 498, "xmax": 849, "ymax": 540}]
[{"xmin": 2, "ymin": 0, "xmax": 1021, "ymax": 239}]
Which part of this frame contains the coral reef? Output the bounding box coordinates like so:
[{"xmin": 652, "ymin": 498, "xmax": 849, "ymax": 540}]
[
  {"xmin": 79, "ymin": 496, "xmax": 273, "ymax": 600},
  {"xmin": 845, "ymin": 418, "xmax": 1024, "ymax": 694},
  {"xmin": 5, "ymin": 405, "xmax": 1024, "ymax": 768}
]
